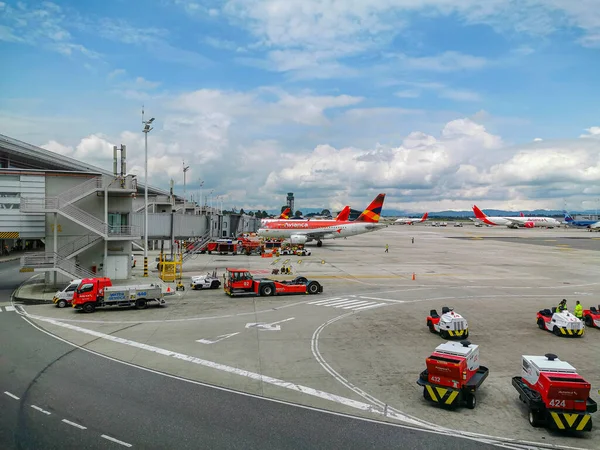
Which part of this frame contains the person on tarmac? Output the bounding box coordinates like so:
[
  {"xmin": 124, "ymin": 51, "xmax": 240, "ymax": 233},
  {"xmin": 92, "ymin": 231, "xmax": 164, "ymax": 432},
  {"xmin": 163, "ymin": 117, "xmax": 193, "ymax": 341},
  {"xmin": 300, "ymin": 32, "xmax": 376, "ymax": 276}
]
[
  {"xmin": 557, "ymin": 299, "xmax": 567, "ymax": 312},
  {"xmin": 574, "ymin": 300, "xmax": 583, "ymax": 319}
]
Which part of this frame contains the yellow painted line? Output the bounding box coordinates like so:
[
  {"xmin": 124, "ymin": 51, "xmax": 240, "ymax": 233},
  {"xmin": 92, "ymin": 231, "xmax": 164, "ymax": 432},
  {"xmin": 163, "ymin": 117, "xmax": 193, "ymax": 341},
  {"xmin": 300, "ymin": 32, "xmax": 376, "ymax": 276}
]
[{"xmin": 544, "ymin": 239, "xmax": 557, "ymax": 242}]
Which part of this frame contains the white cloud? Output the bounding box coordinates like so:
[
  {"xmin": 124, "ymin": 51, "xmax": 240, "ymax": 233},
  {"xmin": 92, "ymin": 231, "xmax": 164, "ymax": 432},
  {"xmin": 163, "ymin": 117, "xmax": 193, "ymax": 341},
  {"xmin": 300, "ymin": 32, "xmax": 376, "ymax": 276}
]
[
  {"xmin": 438, "ymin": 89, "xmax": 482, "ymax": 102},
  {"xmin": 581, "ymin": 126, "xmax": 600, "ymax": 138},
  {"xmin": 394, "ymin": 81, "xmax": 482, "ymax": 103},
  {"xmin": 396, "ymin": 51, "xmax": 488, "ymax": 72},
  {"xmin": 395, "ymin": 89, "xmax": 420, "ymax": 98}
]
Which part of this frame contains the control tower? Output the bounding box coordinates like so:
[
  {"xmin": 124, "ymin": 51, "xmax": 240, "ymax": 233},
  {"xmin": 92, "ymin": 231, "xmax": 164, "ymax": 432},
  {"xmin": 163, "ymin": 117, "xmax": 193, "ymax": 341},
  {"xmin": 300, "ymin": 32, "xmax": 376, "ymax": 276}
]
[{"xmin": 286, "ymin": 192, "xmax": 295, "ymax": 214}]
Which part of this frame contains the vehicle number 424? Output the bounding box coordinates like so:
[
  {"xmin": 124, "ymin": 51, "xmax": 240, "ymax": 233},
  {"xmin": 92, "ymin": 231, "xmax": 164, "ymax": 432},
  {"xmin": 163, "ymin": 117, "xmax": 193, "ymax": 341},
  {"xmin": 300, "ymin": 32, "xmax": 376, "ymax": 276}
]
[{"xmin": 549, "ymin": 399, "xmax": 566, "ymax": 408}]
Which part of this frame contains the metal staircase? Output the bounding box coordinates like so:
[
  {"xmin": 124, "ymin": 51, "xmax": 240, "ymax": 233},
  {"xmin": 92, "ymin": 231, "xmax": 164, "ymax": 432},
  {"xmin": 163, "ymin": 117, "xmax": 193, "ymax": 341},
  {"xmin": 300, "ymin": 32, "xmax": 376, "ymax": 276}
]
[
  {"xmin": 20, "ymin": 175, "xmax": 141, "ymax": 240},
  {"xmin": 182, "ymin": 232, "xmax": 211, "ymax": 263},
  {"xmin": 21, "ymin": 252, "xmax": 96, "ymax": 280},
  {"xmin": 19, "ymin": 175, "xmax": 140, "ymax": 279},
  {"xmin": 57, "ymin": 235, "xmax": 103, "ymax": 259}
]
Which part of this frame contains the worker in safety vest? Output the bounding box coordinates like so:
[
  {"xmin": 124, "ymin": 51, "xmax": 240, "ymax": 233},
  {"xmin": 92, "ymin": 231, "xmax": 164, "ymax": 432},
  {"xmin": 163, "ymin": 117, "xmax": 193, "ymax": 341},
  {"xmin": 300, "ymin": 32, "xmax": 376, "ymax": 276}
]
[
  {"xmin": 557, "ymin": 298, "xmax": 567, "ymax": 312},
  {"xmin": 574, "ymin": 300, "xmax": 583, "ymax": 319}
]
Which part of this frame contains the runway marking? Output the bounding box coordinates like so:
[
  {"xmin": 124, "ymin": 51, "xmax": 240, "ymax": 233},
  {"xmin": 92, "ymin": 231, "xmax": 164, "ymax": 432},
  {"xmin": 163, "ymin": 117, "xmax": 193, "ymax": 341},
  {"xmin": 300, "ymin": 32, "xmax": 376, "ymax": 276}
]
[
  {"xmin": 4, "ymin": 391, "xmax": 20, "ymax": 400},
  {"xmin": 359, "ymin": 296, "xmax": 403, "ymax": 302},
  {"xmin": 306, "ymin": 297, "xmax": 390, "ymax": 312},
  {"xmin": 101, "ymin": 434, "xmax": 132, "ymax": 447},
  {"xmin": 3, "ymin": 305, "xmax": 16, "ymax": 312},
  {"xmin": 62, "ymin": 419, "xmax": 87, "ymax": 430},
  {"xmin": 20, "ymin": 316, "xmax": 586, "ymax": 450},
  {"xmin": 31, "ymin": 405, "xmax": 51, "ymax": 415},
  {"xmin": 24, "ymin": 315, "xmax": 380, "ymax": 413}
]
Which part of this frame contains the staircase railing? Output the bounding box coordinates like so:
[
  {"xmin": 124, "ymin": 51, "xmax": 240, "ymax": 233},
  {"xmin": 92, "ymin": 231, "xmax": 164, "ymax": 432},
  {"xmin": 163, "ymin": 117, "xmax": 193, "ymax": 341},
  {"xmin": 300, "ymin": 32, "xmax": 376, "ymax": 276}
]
[
  {"xmin": 182, "ymin": 232, "xmax": 211, "ymax": 262},
  {"xmin": 57, "ymin": 176, "xmax": 104, "ymax": 206},
  {"xmin": 57, "ymin": 235, "xmax": 103, "ymax": 258},
  {"xmin": 21, "ymin": 252, "xmax": 97, "ymax": 279}
]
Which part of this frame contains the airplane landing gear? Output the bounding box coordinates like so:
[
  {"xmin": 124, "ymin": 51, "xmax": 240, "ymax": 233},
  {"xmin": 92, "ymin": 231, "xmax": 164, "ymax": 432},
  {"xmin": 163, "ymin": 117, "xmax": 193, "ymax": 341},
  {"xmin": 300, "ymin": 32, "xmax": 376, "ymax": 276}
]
[{"xmin": 317, "ymin": 240, "xmax": 323, "ymax": 247}]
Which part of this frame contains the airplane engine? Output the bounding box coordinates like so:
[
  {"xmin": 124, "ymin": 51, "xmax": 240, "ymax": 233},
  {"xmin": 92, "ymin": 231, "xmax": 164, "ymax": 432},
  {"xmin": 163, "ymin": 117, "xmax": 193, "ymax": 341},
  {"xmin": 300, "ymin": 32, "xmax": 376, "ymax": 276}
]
[
  {"xmin": 290, "ymin": 234, "xmax": 309, "ymax": 245},
  {"xmin": 524, "ymin": 221, "xmax": 535, "ymax": 228}
]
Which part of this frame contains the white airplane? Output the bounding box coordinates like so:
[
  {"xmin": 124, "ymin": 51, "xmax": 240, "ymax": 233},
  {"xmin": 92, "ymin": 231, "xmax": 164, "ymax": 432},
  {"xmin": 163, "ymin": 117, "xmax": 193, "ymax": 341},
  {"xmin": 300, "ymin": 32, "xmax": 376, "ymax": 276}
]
[
  {"xmin": 257, "ymin": 194, "xmax": 388, "ymax": 247},
  {"xmin": 394, "ymin": 212, "xmax": 428, "ymax": 225},
  {"xmin": 472, "ymin": 205, "xmax": 561, "ymax": 229}
]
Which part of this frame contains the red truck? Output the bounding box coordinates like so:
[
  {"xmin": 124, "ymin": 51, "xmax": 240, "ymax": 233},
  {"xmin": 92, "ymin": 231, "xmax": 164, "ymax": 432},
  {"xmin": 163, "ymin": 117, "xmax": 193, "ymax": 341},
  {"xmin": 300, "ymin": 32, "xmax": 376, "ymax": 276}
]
[
  {"xmin": 223, "ymin": 268, "xmax": 322, "ymax": 297},
  {"xmin": 512, "ymin": 353, "xmax": 597, "ymax": 431},
  {"xmin": 583, "ymin": 305, "xmax": 600, "ymax": 328},
  {"xmin": 417, "ymin": 340, "xmax": 489, "ymax": 409}
]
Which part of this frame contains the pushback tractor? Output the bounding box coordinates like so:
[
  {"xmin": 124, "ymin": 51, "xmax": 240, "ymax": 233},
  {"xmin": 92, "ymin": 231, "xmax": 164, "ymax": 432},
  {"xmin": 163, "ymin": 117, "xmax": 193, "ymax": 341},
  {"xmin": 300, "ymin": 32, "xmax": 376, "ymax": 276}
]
[
  {"xmin": 512, "ymin": 354, "xmax": 597, "ymax": 431},
  {"xmin": 583, "ymin": 305, "xmax": 600, "ymax": 329},
  {"xmin": 417, "ymin": 340, "xmax": 489, "ymax": 409},
  {"xmin": 426, "ymin": 307, "xmax": 469, "ymax": 339},
  {"xmin": 536, "ymin": 308, "xmax": 584, "ymax": 337},
  {"xmin": 223, "ymin": 268, "xmax": 323, "ymax": 297}
]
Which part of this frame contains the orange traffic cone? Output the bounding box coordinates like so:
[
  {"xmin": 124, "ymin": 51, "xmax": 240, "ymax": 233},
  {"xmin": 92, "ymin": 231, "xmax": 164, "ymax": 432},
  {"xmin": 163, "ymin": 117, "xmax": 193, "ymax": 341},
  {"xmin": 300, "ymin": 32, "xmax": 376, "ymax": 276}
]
[
  {"xmin": 412, "ymin": 272, "xmax": 416, "ymax": 281},
  {"xmin": 167, "ymin": 286, "xmax": 172, "ymax": 293}
]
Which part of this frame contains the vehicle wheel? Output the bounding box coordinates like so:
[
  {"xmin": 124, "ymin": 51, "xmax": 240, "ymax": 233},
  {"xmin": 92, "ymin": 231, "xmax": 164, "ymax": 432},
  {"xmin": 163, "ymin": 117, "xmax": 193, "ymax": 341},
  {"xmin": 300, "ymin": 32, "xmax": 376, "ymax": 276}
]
[
  {"xmin": 57, "ymin": 299, "xmax": 67, "ymax": 308},
  {"xmin": 427, "ymin": 321, "xmax": 436, "ymax": 333},
  {"xmin": 537, "ymin": 318, "xmax": 545, "ymax": 330},
  {"xmin": 82, "ymin": 303, "xmax": 95, "ymax": 313},
  {"xmin": 317, "ymin": 241, "xmax": 323, "ymax": 247},
  {"xmin": 440, "ymin": 330, "xmax": 449, "ymax": 339},
  {"xmin": 528, "ymin": 410, "xmax": 543, "ymax": 428},
  {"xmin": 135, "ymin": 299, "xmax": 147, "ymax": 310},
  {"xmin": 260, "ymin": 285, "xmax": 274, "ymax": 296},
  {"xmin": 553, "ymin": 326, "xmax": 561, "ymax": 336},
  {"xmin": 210, "ymin": 280, "xmax": 220, "ymax": 289},
  {"xmin": 423, "ymin": 388, "xmax": 431, "ymax": 400},
  {"xmin": 585, "ymin": 316, "xmax": 593, "ymax": 327},
  {"xmin": 307, "ymin": 282, "xmax": 320, "ymax": 295},
  {"xmin": 465, "ymin": 393, "xmax": 476, "ymax": 409}
]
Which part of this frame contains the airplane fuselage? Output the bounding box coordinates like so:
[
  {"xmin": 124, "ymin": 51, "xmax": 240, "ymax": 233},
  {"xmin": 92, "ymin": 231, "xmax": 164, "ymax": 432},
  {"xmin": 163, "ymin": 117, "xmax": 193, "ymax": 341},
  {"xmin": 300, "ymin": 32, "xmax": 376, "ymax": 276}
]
[
  {"xmin": 482, "ymin": 216, "xmax": 560, "ymax": 228},
  {"xmin": 257, "ymin": 222, "xmax": 387, "ymax": 240}
]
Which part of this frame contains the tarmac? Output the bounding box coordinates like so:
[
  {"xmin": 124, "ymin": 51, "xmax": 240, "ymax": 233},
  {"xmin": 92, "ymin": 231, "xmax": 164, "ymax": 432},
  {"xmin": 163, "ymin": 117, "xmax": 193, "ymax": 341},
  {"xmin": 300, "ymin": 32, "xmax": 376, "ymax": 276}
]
[{"xmin": 11, "ymin": 224, "xmax": 600, "ymax": 449}]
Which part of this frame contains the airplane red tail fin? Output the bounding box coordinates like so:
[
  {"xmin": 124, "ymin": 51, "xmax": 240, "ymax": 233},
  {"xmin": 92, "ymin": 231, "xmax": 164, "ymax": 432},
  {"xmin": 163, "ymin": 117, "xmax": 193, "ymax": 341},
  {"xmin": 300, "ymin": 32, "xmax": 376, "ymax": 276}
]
[
  {"xmin": 279, "ymin": 207, "xmax": 291, "ymax": 219},
  {"xmin": 520, "ymin": 212, "xmax": 524, "ymax": 217},
  {"xmin": 355, "ymin": 194, "xmax": 385, "ymax": 223},
  {"xmin": 335, "ymin": 206, "xmax": 351, "ymax": 221},
  {"xmin": 421, "ymin": 212, "xmax": 429, "ymax": 222},
  {"xmin": 472, "ymin": 205, "xmax": 487, "ymax": 220}
]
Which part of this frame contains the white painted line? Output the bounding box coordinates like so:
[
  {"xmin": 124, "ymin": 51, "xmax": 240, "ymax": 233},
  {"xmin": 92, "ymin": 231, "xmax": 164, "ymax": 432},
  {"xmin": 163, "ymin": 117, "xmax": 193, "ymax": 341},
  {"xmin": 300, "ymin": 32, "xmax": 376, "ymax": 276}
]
[
  {"xmin": 308, "ymin": 297, "xmax": 342, "ymax": 304},
  {"xmin": 101, "ymin": 435, "xmax": 132, "ymax": 447},
  {"xmin": 352, "ymin": 303, "xmax": 387, "ymax": 311},
  {"xmin": 340, "ymin": 301, "xmax": 374, "ymax": 310},
  {"xmin": 62, "ymin": 419, "xmax": 87, "ymax": 430},
  {"xmin": 21, "ymin": 317, "xmax": 585, "ymax": 450},
  {"xmin": 31, "ymin": 405, "xmax": 51, "ymax": 415},
  {"xmin": 4, "ymin": 391, "xmax": 20, "ymax": 400},
  {"xmin": 27, "ymin": 316, "xmax": 377, "ymax": 413},
  {"xmin": 331, "ymin": 300, "xmax": 372, "ymax": 308},
  {"xmin": 322, "ymin": 299, "xmax": 364, "ymax": 307},
  {"xmin": 359, "ymin": 296, "xmax": 401, "ymax": 302},
  {"xmin": 5, "ymin": 305, "xmax": 15, "ymax": 311},
  {"xmin": 308, "ymin": 297, "xmax": 346, "ymax": 305}
]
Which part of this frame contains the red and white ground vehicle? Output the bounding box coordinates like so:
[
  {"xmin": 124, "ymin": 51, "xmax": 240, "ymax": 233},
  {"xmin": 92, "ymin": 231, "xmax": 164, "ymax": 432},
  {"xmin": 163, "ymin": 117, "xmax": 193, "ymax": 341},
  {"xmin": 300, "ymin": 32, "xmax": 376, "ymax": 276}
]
[
  {"xmin": 426, "ymin": 307, "xmax": 469, "ymax": 339},
  {"xmin": 512, "ymin": 353, "xmax": 597, "ymax": 431},
  {"xmin": 223, "ymin": 268, "xmax": 322, "ymax": 297},
  {"xmin": 72, "ymin": 277, "xmax": 167, "ymax": 313},
  {"xmin": 583, "ymin": 305, "xmax": 600, "ymax": 328},
  {"xmin": 536, "ymin": 307, "xmax": 585, "ymax": 337},
  {"xmin": 417, "ymin": 340, "xmax": 489, "ymax": 409},
  {"xmin": 190, "ymin": 273, "xmax": 221, "ymax": 290}
]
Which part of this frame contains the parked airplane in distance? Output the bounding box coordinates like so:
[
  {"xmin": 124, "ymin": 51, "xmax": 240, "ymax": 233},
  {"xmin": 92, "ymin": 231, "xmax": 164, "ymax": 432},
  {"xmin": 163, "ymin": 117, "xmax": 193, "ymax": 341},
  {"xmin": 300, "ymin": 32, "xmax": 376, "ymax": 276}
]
[
  {"xmin": 472, "ymin": 205, "xmax": 561, "ymax": 229},
  {"xmin": 394, "ymin": 212, "xmax": 428, "ymax": 225},
  {"xmin": 260, "ymin": 208, "xmax": 292, "ymax": 226},
  {"xmin": 257, "ymin": 194, "xmax": 387, "ymax": 246},
  {"xmin": 564, "ymin": 212, "xmax": 600, "ymax": 230}
]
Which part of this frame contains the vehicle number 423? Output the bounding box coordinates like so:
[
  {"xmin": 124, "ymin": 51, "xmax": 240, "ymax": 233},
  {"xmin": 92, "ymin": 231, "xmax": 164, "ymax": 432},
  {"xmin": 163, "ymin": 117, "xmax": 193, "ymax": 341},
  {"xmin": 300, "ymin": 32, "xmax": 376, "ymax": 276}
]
[{"xmin": 549, "ymin": 399, "xmax": 566, "ymax": 408}]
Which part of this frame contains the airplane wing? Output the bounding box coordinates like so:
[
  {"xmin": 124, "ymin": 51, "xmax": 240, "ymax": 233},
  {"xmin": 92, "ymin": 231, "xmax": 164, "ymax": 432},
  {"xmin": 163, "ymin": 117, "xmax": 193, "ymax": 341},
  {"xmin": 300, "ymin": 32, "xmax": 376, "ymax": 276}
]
[{"xmin": 504, "ymin": 218, "xmax": 523, "ymax": 226}]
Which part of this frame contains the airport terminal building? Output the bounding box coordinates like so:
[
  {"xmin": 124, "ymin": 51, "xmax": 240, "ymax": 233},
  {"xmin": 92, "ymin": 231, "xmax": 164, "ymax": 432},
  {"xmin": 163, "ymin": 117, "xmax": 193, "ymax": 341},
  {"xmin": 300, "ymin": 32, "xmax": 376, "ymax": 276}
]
[{"xmin": 0, "ymin": 134, "xmax": 259, "ymax": 284}]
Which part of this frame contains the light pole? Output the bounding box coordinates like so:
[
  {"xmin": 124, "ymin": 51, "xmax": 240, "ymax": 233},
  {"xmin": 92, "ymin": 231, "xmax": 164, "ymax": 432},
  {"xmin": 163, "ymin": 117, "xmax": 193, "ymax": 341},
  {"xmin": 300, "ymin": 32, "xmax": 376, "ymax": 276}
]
[
  {"xmin": 142, "ymin": 110, "xmax": 155, "ymax": 278},
  {"xmin": 198, "ymin": 179, "xmax": 204, "ymax": 213},
  {"xmin": 182, "ymin": 161, "xmax": 190, "ymax": 204}
]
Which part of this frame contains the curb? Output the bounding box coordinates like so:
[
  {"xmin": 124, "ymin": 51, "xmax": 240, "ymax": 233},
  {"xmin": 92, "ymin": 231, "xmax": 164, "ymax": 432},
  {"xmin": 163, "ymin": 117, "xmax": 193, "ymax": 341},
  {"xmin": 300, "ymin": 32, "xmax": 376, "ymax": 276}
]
[
  {"xmin": 11, "ymin": 274, "xmax": 54, "ymax": 305},
  {"xmin": 0, "ymin": 257, "xmax": 21, "ymax": 264}
]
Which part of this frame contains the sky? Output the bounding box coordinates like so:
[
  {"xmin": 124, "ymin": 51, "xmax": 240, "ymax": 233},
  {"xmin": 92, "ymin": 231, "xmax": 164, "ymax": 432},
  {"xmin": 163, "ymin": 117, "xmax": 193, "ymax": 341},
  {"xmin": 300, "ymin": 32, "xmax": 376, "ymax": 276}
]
[{"xmin": 1, "ymin": 0, "xmax": 600, "ymax": 213}]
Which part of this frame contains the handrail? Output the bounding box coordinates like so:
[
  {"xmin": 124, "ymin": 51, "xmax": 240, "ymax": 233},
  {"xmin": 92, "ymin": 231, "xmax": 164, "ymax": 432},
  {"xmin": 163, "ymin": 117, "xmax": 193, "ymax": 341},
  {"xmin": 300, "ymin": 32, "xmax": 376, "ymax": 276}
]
[{"xmin": 57, "ymin": 235, "xmax": 102, "ymax": 258}]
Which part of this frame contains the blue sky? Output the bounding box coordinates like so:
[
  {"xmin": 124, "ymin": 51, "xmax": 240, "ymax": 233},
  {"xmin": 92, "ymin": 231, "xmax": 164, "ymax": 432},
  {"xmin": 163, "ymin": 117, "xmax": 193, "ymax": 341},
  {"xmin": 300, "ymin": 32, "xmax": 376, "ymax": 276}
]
[{"xmin": 1, "ymin": 0, "xmax": 600, "ymax": 213}]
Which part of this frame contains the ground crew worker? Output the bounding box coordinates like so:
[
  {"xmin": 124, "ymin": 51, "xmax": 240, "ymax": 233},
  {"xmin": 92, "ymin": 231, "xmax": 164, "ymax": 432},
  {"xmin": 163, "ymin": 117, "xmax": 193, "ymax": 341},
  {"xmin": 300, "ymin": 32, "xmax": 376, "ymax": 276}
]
[
  {"xmin": 574, "ymin": 300, "xmax": 583, "ymax": 319},
  {"xmin": 411, "ymin": 237, "xmax": 414, "ymax": 244},
  {"xmin": 385, "ymin": 244, "xmax": 389, "ymax": 253},
  {"xmin": 558, "ymin": 298, "xmax": 567, "ymax": 312}
]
